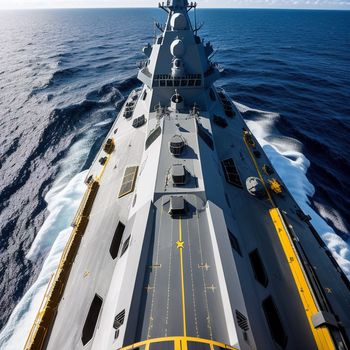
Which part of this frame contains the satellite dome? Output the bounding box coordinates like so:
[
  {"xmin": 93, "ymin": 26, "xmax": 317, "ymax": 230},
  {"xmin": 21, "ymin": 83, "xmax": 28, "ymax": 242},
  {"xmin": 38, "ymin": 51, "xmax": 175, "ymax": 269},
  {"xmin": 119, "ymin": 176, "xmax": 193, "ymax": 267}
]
[
  {"xmin": 170, "ymin": 13, "xmax": 187, "ymax": 30},
  {"xmin": 170, "ymin": 39, "xmax": 185, "ymax": 57}
]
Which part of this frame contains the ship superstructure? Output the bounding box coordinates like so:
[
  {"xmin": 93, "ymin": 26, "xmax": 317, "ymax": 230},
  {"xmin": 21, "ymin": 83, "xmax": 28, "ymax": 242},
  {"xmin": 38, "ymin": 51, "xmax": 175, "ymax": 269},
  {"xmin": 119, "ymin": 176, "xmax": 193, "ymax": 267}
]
[{"xmin": 25, "ymin": 1, "xmax": 350, "ymax": 349}]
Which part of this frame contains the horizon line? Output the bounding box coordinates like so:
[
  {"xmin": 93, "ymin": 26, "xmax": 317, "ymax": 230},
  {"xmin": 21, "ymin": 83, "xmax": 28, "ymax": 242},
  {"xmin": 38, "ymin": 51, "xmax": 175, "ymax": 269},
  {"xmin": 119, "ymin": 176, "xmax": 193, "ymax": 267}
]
[{"xmin": 0, "ymin": 6, "xmax": 349, "ymax": 10}]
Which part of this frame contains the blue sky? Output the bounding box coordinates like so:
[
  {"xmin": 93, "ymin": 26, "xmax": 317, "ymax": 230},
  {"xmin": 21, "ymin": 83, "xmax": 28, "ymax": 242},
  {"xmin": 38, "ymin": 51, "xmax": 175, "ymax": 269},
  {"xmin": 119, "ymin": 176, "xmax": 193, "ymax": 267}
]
[{"xmin": 0, "ymin": 0, "xmax": 349, "ymax": 9}]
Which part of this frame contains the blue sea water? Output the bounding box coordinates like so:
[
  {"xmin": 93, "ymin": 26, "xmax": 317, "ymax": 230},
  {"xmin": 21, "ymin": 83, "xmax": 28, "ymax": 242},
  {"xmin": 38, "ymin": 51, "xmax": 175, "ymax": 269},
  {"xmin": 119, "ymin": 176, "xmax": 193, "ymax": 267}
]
[{"xmin": 0, "ymin": 7, "xmax": 349, "ymax": 347}]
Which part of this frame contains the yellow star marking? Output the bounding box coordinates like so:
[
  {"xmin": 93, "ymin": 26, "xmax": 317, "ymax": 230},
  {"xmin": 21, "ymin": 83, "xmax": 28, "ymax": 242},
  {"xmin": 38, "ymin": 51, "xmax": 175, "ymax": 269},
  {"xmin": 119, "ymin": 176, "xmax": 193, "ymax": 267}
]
[{"xmin": 176, "ymin": 240, "xmax": 184, "ymax": 249}]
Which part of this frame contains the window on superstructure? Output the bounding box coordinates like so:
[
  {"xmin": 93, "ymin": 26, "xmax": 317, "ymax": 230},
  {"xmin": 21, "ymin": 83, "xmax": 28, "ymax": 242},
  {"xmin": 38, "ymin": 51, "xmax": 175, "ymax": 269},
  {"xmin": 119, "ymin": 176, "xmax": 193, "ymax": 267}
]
[
  {"xmin": 120, "ymin": 236, "xmax": 131, "ymax": 257},
  {"xmin": 145, "ymin": 126, "xmax": 162, "ymax": 150},
  {"xmin": 81, "ymin": 294, "xmax": 103, "ymax": 345},
  {"xmin": 221, "ymin": 158, "xmax": 242, "ymax": 188},
  {"xmin": 228, "ymin": 230, "xmax": 242, "ymax": 256},
  {"xmin": 249, "ymin": 249, "xmax": 268, "ymax": 287},
  {"xmin": 262, "ymin": 296, "xmax": 288, "ymax": 348},
  {"xmin": 118, "ymin": 166, "xmax": 139, "ymax": 198},
  {"xmin": 109, "ymin": 222, "xmax": 125, "ymax": 260}
]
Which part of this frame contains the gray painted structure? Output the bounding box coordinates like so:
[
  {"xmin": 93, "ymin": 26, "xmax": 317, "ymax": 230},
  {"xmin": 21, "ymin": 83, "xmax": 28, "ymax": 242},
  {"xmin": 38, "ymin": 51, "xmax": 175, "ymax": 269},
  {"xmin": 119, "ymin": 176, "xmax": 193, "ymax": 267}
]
[{"xmin": 44, "ymin": 1, "xmax": 350, "ymax": 349}]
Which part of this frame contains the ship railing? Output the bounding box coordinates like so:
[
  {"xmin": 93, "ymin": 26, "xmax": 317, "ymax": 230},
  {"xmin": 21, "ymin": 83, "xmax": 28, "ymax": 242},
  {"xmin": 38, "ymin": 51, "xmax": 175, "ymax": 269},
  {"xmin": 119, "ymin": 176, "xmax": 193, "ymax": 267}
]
[{"xmin": 118, "ymin": 336, "xmax": 238, "ymax": 350}]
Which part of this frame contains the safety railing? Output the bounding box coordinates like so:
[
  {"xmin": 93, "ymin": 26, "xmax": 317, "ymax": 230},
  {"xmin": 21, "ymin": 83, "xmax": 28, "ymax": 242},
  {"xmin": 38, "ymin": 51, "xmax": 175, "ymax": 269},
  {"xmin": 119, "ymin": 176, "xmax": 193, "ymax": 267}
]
[
  {"xmin": 118, "ymin": 336, "xmax": 238, "ymax": 350},
  {"xmin": 24, "ymin": 180, "xmax": 99, "ymax": 350}
]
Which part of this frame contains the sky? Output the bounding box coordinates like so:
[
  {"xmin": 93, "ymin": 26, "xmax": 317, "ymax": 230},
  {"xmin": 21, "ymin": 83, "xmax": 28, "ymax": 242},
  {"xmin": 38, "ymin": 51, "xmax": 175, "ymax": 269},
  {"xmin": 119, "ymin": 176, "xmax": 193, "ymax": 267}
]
[{"xmin": 0, "ymin": 0, "xmax": 349, "ymax": 10}]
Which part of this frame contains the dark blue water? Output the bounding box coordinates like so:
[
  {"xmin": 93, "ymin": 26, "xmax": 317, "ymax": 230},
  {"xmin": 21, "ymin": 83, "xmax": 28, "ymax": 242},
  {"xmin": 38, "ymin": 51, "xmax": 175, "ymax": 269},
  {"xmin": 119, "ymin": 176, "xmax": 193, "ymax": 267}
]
[{"xmin": 0, "ymin": 8, "xmax": 349, "ymax": 332}]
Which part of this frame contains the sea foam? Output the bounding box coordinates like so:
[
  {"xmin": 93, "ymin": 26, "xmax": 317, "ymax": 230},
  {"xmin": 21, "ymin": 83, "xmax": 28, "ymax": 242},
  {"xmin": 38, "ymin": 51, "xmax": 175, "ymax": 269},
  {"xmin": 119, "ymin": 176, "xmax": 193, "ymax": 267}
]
[
  {"xmin": 0, "ymin": 171, "xmax": 87, "ymax": 350},
  {"xmin": 1, "ymin": 102, "xmax": 349, "ymax": 350},
  {"xmin": 236, "ymin": 102, "xmax": 350, "ymax": 278}
]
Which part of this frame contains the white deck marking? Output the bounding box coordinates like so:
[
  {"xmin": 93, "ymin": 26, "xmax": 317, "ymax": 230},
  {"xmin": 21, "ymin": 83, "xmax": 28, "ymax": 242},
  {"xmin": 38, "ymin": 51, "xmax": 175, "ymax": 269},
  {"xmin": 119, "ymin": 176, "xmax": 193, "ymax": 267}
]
[
  {"xmin": 195, "ymin": 196, "xmax": 213, "ymax": 339},
  {"xmin": 164, "ymin": 218, "xmax": 174, "ymax": 336},
  {"xmin": 147, "ymin": 196, "xmax": 164, "ymax": 339},
  {"xmin": 187, "ymin": 219, "xmax": 200, "ymax": 338}
]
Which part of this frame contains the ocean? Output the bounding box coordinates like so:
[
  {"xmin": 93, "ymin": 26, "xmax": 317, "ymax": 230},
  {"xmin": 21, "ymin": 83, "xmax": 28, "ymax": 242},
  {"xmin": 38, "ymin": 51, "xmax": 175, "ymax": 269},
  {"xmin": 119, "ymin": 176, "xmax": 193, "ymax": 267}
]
[{"xmin": 0, "ymin": 8, "xmax": 349, "ymax": 349}]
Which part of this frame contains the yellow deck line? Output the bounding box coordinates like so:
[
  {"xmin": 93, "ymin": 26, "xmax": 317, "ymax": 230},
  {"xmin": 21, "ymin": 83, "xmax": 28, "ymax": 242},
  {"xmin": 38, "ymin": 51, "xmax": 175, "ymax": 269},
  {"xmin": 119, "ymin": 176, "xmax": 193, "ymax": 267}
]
[
  {"xmin": 96, "ymin": 154, "xmax": 111, "ymax": 183},
  {"xmin": 118, "ymin": 336, "xmax": 238, "ymax": 350},
  {"xmin": 243, "ymin": 133, "xmax": 275, "ymax": 207},
  {"xmin": 178, "ymin": 217, "xmax": 187, "ymax": 338},
  {"xmin": 269, "ymin": 208, "xmax": 335, "ymax": 350}
]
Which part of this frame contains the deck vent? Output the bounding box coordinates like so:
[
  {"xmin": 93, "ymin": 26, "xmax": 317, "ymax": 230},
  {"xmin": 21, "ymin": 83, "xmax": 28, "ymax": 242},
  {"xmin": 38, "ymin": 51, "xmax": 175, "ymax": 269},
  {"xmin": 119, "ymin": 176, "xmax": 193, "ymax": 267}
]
[
  {"xmin": 171, "ymin": 164, "xmax": 186, "ymax": 185},
  {"xmin": 249, "ymin": 249, "xmax": 268, "ymax": 287},
  {"xmin": 81, "ymin": 294, "xmax": 103, "ymax": 345},
  {"xmin": 120, "ymin": 236, "xmax": 131, "ymax": 257},
  {"xmin": 132, "ymin": 115, "xmax": 146, "ymax": 128},
  {"xmin": 262, "ymin": 296, "xmax": 288, "ymax": 348},
  {"xmin": 118, "ymin": 166, "xmax": 139, "ymax": 198},
  {"xmin": 236, "ymin": 310, "xmax": 249, "ymax": 331},
  {"xmin": 145, "ymin": 126, "xmax": 161, "ymax": 150},
  {"xmin": 113, "ymin": 309, "xmax": 126, "ymax": 330},
  {"xmin": 213, "ymin": 115, "xmax": 228, "ymax": 128},
  {"xmin": 169, "ymin": 196, "xmax": 186, "ymax": 216},
  {"xmin": 228, "ymin": 230, "xmax": 242, "ymax": 256},
  {"xmin": 221, "ymin": 159, "xmax": 242, "ymax": 188},
  {"xmin": 109, "ymin": 222, "xmax": 125, "ymax": 260},
  {"xmin": 169, "ymin": 135, "xmax": 185, "ymax": 156}
]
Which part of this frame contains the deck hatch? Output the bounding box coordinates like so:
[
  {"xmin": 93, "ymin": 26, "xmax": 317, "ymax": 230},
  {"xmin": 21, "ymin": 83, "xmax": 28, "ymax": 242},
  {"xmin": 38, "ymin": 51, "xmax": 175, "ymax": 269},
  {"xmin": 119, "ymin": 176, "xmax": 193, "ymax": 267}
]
[
  {"xmin": 81, "ymin": 294, "xmax": 103, "ymax": 345},
  {"xmin": 249, "ymin": 249, "xmax": 269, "ymax": 287},
  {"xmin": 221, "ymin": 158, "xmax": 242, "ymax": 188},
  {"xmin": 133, "ymin": 115, "xmax": 146, "ymax": 128},
  {"xmin": 109, "ymin": 222, "xmax": 125, "ymax": 259},
  {"xmin": 118, "ymin": 166, "xmax": 139, "ymax": 198},
  {"xmin": 262, "ymin": 296, "xmax": 288, "ymax": 348},
  {"xmin": 171, "ymin": 164, "xmax": 186, "ymax": 185},
  {"xmin": 120, "ymin": 236, "xmax": 131, "ymax": 257}
]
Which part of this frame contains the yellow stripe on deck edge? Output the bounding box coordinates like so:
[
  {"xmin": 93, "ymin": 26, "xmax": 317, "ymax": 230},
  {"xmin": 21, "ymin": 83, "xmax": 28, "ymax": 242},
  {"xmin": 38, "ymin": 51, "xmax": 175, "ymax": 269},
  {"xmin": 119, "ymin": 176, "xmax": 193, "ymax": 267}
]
[{"xmin": 269, "ymin": 208, "xmax": 335, "ymax": 350}]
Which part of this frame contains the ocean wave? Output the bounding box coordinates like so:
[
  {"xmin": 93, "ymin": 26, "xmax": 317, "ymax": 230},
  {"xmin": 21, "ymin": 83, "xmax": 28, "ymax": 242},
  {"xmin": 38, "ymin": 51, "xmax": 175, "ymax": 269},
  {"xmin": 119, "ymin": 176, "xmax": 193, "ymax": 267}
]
[
  {"xmin": 0, "ymin": 171, "xmax": 87, "ymax": 350},
  {"xmin": 237, "ymin": 101, "xmax": 350, "ymax": 278}
]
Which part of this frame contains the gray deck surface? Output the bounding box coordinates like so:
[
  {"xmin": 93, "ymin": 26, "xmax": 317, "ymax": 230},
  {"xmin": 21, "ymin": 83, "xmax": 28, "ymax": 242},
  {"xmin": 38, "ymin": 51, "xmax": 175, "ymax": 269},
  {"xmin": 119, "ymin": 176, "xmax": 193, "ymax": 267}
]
[{"xmin": 136, "ymin": 195, "xmax": 228, "ymax": 343}]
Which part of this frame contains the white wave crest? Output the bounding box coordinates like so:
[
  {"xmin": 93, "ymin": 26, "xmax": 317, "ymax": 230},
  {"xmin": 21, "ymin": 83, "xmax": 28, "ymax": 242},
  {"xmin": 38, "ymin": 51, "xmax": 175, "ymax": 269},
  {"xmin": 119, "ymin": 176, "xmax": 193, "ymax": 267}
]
[
  {"xmin": 1, "ymin": 100, "xmax": 349, "ymax": 350},
  {"xmin": 236, "ymin": 101, "xmax": 350, "ymax": 278},
  {"xmin": 0, "ymin": 171, "xmax": 87, "ymax": 350}
]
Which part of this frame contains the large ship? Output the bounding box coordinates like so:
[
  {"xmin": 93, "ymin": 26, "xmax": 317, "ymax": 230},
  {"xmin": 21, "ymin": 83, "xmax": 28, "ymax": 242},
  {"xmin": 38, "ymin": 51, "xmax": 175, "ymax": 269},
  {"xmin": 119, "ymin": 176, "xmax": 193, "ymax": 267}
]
[{"xmin": 25, "ymin": 1, "xmax": 350, "ymax": 349}]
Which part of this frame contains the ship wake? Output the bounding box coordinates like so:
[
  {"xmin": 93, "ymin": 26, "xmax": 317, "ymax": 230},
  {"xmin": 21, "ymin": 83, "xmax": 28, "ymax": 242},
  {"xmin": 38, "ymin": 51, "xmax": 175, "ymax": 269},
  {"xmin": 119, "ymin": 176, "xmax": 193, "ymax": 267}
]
[
  {"xmin": 0, "ymin": 171, "xmax": 87, "ymax": 350},
  {"xmin": 237, "ymin": 102, "xmax": 350, "ymax": 278},
  {"xmin": 0, "ymin": 102, "xmax": 349, "ymax": 350}
]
